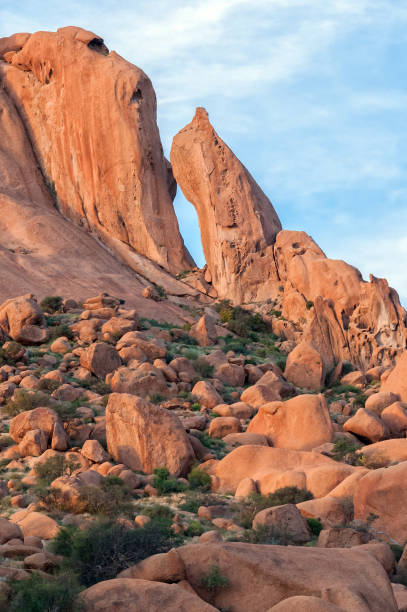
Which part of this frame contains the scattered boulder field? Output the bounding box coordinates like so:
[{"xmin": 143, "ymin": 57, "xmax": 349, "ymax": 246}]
[{"xmin": 0, "ymin": 25, "xmax": 406, "ymax": 612}]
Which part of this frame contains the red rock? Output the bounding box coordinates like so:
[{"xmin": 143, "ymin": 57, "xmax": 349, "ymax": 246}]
[
  {"xmin": 80, "ymin": 342, "xmax": 121, "ymax": 379},
  {"xmin": 190, "ymin": 314, "xmax": 217, "ymax": 347},
  {"xmin": 10, "ymin": 510, "xmax": 59, "ymax": 539},
  {"xmin": 0, "ymin": 295, "xmax": 47, "ymax": 345},
  {"xmin": 365, "ymin": 391, "xmax": 400, "ymax": 416},
  {"xmin": 284, "ymin": 341, "xmax": 324, "ymax": 390},
  {"xmin": 18, "ymin": 429, "xmax": 47, "ymax": 457},
  {"xmin": 247, "ymin": 394, "xmax": 333, "ymax": 451},
  {"xmin": 208, "ymin": 417, "xmax": 242, "ymax": 439},
  {"xmin": 381, "ymin": 351, "xmax": 407, "ymax": 402},
  {"xmin": 343, "ymin": 408, "xmax": 388, "ymax": 442},
  {"xmin": 171, "ymin": 108, "xmax": 282, "ymax": 303},
  {"xmin": 381, "ymin": 401, "xmax": 407, "ymax": 434},
  {"xmin": 354, "ymin": 462, "xmax": 407, "ymax": 542},
  {"xmin": 240, "ymin": 384, "xmax": 281, "ymax": 408},
  {"xmin": 81, "ymin": 439, "xmax": 109, "ymax": 463},
  {"xmin": 106, "ymin": 393, "xmax": 194, "ymax": 476},
  {"xmin": 175, "ymin": 542, "xmax": 396, "ymax": 611},
  {"xmin": 192, "ymin": 381, "xmax": 223, "ymax": 409},
  {"xmin": 10, "ymin": 407, "xmax": 60, "ymax": 443},
  {"xmin": 1, "ymin": 27, "xmax": 193, "ymax": 276},
  {"xmin": 80, "ymin": 578, "xmax": 216, "ymax": 611},
  {"xmin": 253, "ymin": 504, "xmax": 310, "ymax": 543}
]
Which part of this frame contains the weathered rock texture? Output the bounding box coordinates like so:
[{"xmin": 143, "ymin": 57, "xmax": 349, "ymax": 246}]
[
  {"xmin": 171, "ymin": 109, "xmax": 407, "ymax": 372},
  {"xmin": 106, "ymin": 393, "xmax": 195, "ymax": 476},
  {"xmin": 0, "ymin": 27, "xmax": 193, "ymax": 275},
  {"xmin": 171, "ymin": 107, "xmax": 282, "ymax": 303}
]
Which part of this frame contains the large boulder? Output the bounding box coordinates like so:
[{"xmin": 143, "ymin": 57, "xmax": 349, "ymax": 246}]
[
  {"xmin": 80, "ymin": 578, "xmax": 216, "ymax": 611},
  {"xmin": 189, "ymin": 314, "xmax": 217, "ymax": 347},
  {"xmin": 106, "ymin": 393, "xmax": 194, "ymax": 476},
  {"xmin": 10, "ymin": 407, "xmax": 60, "ymax": 443},
  {"xmin": 381, "ymin": 351, "xmax": 407, "ymax": 402},
  {"xmin": 171, "ymin": 107, "xmax": 282, "ymax": 303},
  {"xmin": 202, "ymin": 445, "xmax": 355, "ymax": 497},
  {"xmin": 354, "ymin": 462, "xmax": 407, "ymax": 542},
  {"xmin": 80, "ymin": 342, "xmax": 121, "ymax": 378},
  {"xmin": 284, "ymin": 341, "xmax": 324, "ymax": 390},
  {"xmin": 247, "ymin": 394, "xmax": 333, "ymax": 450},
  {"xmin": 1, "ymin": 27, "xmax": 193, "ymax": 275},
  {"xmin": 0, "ymin": 295, "xmax": 47, "ymax": 345},
  {"xmin": 174, "ymin": 542, "xmax": 397, "ymax": 611}
]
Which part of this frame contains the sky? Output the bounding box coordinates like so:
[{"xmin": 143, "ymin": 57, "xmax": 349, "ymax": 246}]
[{"xmin": 1, "ymin": 0, "xmax": 407, "ymax": 302}]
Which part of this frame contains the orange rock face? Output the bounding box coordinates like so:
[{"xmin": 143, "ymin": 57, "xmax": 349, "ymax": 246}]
[
  {"xmin": 171, "ymin": 107, "xmax": 282, "ymax": 303},
  {"xmin": 0, "ymin": 27, "xmax": 193, "ymax": 275}
]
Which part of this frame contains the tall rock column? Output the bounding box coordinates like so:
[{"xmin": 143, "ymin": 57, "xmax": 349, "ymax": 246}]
[
  {"xmin": 171, "ymin": 107, "xmax": 282, "ymax": 303},
  {"xmin": 0, "ymin": 27, "xmax": 193, "ymax": 274}
]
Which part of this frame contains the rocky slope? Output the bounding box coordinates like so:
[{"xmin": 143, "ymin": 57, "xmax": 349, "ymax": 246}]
[{"xmin": 0, "ymin": 25, "xmax": 407, "ymax": 612}]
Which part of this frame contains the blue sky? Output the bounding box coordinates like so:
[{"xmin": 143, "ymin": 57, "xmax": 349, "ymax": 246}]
[{"xmin": 1, "ymin": 1, "xmax": 407, "ymax": 302}]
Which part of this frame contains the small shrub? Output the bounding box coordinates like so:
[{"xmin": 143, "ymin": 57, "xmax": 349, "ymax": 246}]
[
  {"xmin": 37, "ymin": 378, "xmax": 60, "ymax": 392},
  {"xmin": 330, "ymin": 439, "xmax": 359, "ymax": 464},
  {"xmin": 188, "ymin": 466, "xmax": 211, "ymax": 491},
  {"xmin": 305, "ymin": 300, "xmax": 314, "ymax": 310},
  {"xmin": 237, "ymin": 524, "xmax": 293, "ymax": 545},
  {"xmin": 200, "ymin": 564, "xmax": 230, "ymax": 593},
  {"xmin": 52, "ymin": 518, "xmax": 182, "ymax": 587},
  {"xmin": 1, "ymin": 341, "xmax": 25, "ymax": 363},
  {"xmin": 9, "ymin": 571, "xmax": 81, "ymax": 612},
  {"xmin": 307, "ymin": 517, "xmax": 323, "ymax": 536},
  {"xmin": 155, "ymin": 284, "xmax": 167, "ymax": 299},
  {"xmin": 269, "ymin": 309, "xmax": 282, "ymax": 317},
  {"xmin": 233, "ymin": 487, "xmax": 314, "ymax": 528},
  {"xmin": 149, "ymin": 393, "xmax": 165, "ymax": 404},
  {"xmin": 142, "ymin": 503, "xmax": 174, "ymax": 521},
  {"xmin": 153, "ymin": 467, "xmax": 188, "ymax": 495},
  {"xmin": 214, "ymin": 301, "xmax": 267, "ymax": 337},
  {"xmin": 35, "ymin": 455, "xmax": 80, "ymax": 487},
  {"xmin": 183, "ymin": 348, "xmax": 199, "ymax": 360},
  {"xmin": 77, "ymin": 476, "xmax": 133, "ymax": 517},
  {"xmin": 194, "ymin": 358, "xmax": 214, "ymax": 379},
  {"xmin": 186, "ymin": 519, "xmax": 204, "ymax": 537},
  {"xmin": 41, "ymin": 296, "xmax": 63, "ymax": 313},
  {"xmin": 53, "ymin": 401, "xmax": 81, "ymax": 422},
  {"xmin": 194, "ymin": 432, "xmax": 227, "ymax": 459},
  {"xmin": 48, "ymin": 323, "xmax": 74, "ymax": 341},
  {"xmin": 3, "ymin": 389, "xmax": 50, "ymax": 417}
]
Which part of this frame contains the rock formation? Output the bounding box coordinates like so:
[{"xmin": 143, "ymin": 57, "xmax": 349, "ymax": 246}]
[
  {"xmin": 171, "ymin": 107, "xmax": 282, "ymax": 303},
  {"xmin": 0, "ymin": 27, "xmax": 193, "ymax": 276}
]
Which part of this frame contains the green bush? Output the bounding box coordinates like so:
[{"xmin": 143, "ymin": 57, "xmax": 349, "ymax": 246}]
[
  {"xmin": 186, "ymin": 519, "xmax": 204, "ymax": 537},
  {"xmin": 305, "ymin": 300, "xmax": 314, "ymax": 310},
  {"xmin": 330, "ymin": 439, "xmax": 359, "ymax": 464},
  {"xmin": 35, "ymin": 455, "xmax": 80, "ymax": 487},
  {"xmin": 214, "ymin": 301, "xmax": 267, "ymax": 337},
  {"xmin": 200, "ymin": 564, "xmax": 230, "ymax": 592},
  {"xmin": 141, "ymin": 503, "xmax": 174, "ymax": 521},
  {"xmin": 3, "ymin": 389, "xmax": 51, "ymax": 417},
  {"xmin": 37, "ymin": 378, "xmax": 60, "ymax": 392},
  {"xmin": 77, "ymin": 476, "xmax": 133, "ymax": 517},
  {"xmin": 237, "ymin": 524, "xmax": 295, "ymax": 545},
  {"xmin": 52, "ymin": 518, "xmax": 182, "ymax": 587},
  {"xmin": 48, "ymin": 323, "xmax": 74, "ymax": 341},
  {"xmin": 41, "ymin": 296, "xmax": 63, "ymax": 313},
  {"xmin": 1, "ymin": 341, "xmax": 25, "ymax": 364},
  {"xmin": 188, "ymin": 467, "xmax": 211, "ymax": 491},
  {"xmin": 194, "ymin": 432, "xmax": 228, "ymax": 459},
  {"xmin": 152, "ymin": 467, "xmax": 188, "ymax": 495},
  {"xmin": 233, "ymin": 487, "xmax": 314, "ymax": 528},
  {"xmin": 307, "ymin": 517, "xmax": 323, "ymax": 536},
  {"xmin": 194, "ymin": 358, "xmax": 214, "ymax": 379},
  {"xmin": 9, "ymin": 571, "xmax": 81, "ymax": 612}
]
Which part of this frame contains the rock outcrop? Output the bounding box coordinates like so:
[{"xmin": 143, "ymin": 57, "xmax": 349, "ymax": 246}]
[
  {"xmin": 171, "ymin": 107, "xmax": 282, "ymax": 303},
  {"xmin": 0, "ymin": 27, "xmax": 193, "ymax": 276},
  {"xmin": 106, "ymin": 393, "xmax": 195, "ymax": 476},
  {"xmin": 171, "ymin": 109, "xmax": 407, "ymax": 373}
]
